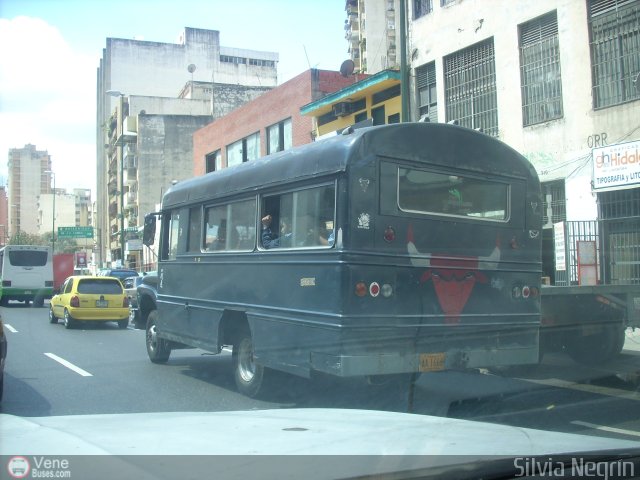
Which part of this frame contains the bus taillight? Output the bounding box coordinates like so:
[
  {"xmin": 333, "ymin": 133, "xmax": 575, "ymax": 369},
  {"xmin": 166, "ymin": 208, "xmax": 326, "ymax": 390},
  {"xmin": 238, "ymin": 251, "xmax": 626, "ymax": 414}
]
[
  {"xmin": 381, "ymin": 283, "xmax": 393, "ymax": 298},
  {"xmin": 383, "ymin": 227, "xmax": 396, "ymax": 242},
  {"xmin": 512, "ymin": 285, "xmax": 535, "ymax": 299},
  {"xmin": 369, "ymin": 282, "xmax": 380, "ymax": 297},
  {"xmin": 355, "ymin": 282, "xmax": 367, "ymax": 297}
]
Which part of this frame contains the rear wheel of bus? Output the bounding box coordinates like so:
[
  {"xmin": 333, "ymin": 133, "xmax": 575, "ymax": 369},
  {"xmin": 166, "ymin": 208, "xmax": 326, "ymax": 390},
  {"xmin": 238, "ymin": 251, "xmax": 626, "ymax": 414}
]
[
  {"xmin": 146, "ymin": 310, "xmax": 171, "ymax": 363},
  {"xmin": 232, "ymin": 326, "xmax": 265, "ymax": 398}
]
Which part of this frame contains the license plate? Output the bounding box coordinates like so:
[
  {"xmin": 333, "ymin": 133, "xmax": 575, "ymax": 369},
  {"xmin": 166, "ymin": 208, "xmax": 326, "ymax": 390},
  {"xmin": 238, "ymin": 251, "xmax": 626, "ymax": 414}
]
[
  {"xmin": 95, "ymin": 299, "xmax": 108, "ymax": 307},
  {"xmin": 419, "ymin": 353, "xmax": 446, "ymax": 372},
  {"xmin": 24, "ymin": 290, "xmax": 32, "ymax": 294}
]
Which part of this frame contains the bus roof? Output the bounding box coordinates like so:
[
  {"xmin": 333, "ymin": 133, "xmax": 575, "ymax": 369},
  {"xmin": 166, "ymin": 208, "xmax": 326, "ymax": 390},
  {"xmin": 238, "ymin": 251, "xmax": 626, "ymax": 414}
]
[{"xmin": 162, "ymin": 122, "xmax": 538, "ymax": 209}]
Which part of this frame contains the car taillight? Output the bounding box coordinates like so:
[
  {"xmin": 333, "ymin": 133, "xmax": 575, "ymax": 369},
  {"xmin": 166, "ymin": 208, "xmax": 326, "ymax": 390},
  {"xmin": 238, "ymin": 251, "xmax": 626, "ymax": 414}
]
[
  {"xmin": 123, "ymin": 297, "xmax": 129, "ymax": 307},
  {"xmin": 70, "ymin": 296, "xmax": 80, "ymax": 307}
]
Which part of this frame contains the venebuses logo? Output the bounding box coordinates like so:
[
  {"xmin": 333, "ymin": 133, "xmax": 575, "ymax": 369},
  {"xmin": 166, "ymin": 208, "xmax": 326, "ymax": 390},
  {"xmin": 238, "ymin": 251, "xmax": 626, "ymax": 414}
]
[{"xmin": 7, "ymin": 456, "xmax": 30, "ymax": 479}]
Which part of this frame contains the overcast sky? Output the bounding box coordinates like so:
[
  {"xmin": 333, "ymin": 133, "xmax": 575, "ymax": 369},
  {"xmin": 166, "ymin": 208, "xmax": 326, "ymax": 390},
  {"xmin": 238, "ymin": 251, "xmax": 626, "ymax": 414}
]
[{"xmin": 0, "ymin": 0, "xmax": 349, "ymax": 195}]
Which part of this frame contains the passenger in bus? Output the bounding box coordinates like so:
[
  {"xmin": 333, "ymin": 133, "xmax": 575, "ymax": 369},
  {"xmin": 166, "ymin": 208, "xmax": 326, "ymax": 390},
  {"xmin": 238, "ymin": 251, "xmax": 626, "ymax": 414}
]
[{"xmin": 261, "ymin": 215, "xmax": 292, "ymax": 249}]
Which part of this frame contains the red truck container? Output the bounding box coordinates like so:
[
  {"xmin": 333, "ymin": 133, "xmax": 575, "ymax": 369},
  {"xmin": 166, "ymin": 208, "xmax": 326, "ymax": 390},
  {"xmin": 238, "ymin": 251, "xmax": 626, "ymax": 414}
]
[{"xmin": 53, "ymin": 253, "xmax": 75, "ymax": 293}]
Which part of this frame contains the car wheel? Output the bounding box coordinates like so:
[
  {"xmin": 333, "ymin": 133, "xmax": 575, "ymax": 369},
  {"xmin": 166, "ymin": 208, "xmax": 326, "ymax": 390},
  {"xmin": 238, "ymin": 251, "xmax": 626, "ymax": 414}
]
[
  {"xmin": 146, "ymin": 310, "xmax": 170, "ymax": 363},
  {"xmin": 63, "ymin": 309, "xmax": 75, "ymax": 329},
  {"xmin": 117, "ymin": 319, "xmax": 129, "ymax": 329},
  {"xmin": 232, "ymin": 326, "xmax": 266, "ymax": 398},
  {"xmin": 49, "ymin": 307, "xmax": 58, "ymax": 324}
]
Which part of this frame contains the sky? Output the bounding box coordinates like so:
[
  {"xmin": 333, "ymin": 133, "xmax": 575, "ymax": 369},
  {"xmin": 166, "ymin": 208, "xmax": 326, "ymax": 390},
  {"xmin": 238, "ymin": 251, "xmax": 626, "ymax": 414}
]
[{"xmin": 0, "ymin": 0, "xmax": 349, "ymax": 195}]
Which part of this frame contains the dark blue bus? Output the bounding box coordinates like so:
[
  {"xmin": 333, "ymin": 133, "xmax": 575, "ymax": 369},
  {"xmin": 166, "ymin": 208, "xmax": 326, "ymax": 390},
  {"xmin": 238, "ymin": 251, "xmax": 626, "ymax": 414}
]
[{"xmin": 142, "ymin": 122, "xmax": 542, "ymax": 397}]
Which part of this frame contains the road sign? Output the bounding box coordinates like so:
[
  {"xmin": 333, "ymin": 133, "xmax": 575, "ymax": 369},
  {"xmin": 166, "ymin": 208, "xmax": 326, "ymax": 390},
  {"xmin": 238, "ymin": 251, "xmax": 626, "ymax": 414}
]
[{"xmin": 58, "ymin": 226, "xmax": 94, "ymax": 239}]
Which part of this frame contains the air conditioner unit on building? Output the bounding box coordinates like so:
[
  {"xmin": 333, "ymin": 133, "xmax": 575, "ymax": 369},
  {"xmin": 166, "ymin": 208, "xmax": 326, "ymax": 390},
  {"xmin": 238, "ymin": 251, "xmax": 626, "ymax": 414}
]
[{"xmin": 333, "ymin": 102, "xmax": 352, "ymax": 117}]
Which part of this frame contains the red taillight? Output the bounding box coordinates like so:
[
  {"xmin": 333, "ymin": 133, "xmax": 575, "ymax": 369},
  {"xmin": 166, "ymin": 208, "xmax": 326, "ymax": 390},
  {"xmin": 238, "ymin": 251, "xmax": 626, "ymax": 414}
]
[
  {"xmin": 70, "ymin": 296, "xmax": 80, "ymax": 307},
  {"xmin": 522, "ymin": 286, "xmax": 531, "ymax": 299},
  {"xmin": 123, "ymin": 297, "xmax": 129, "ymax": 308},
  {"xmin": 355, "ymin": 282, "xmax": 367, "ymax": 297},
  {"xmin": 383, "ymin": 227, "xmax": 396, "ymax": 243},
  {"xmin": 369, "ymin": 282, "xmax": 380, "ymax": 297}
]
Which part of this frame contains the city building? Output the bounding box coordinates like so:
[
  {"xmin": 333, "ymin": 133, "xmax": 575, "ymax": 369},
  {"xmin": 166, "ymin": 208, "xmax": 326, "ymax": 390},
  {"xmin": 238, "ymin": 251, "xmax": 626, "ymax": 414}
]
[
  {"xmin": 7, "ymin": 144, "xmax": 52, "ymax": 237},
  {"xmin": 345, "ymin": 0, "xmax": 401, "ymax": 74},
  {"xmin": 37, "ymin": 189, "xmax": 92, "ymax": 237},
  {"xmin": 97, "ymin": 27, "xmax": 279, "ymax": 268},
  {"xmin": 192, "ymin": 69, "xmax": 358, "ymax": 175},
  {"xmin": 0, "ymin": 186, "xmax": 8, "ymax": 246}
]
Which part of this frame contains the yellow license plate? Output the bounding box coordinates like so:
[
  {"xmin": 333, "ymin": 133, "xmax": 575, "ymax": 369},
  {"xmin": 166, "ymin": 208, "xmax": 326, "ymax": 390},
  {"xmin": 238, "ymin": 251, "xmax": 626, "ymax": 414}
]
[{"xmin": 419, "ymin": 352, "xmax": 446, "ymax": 372}]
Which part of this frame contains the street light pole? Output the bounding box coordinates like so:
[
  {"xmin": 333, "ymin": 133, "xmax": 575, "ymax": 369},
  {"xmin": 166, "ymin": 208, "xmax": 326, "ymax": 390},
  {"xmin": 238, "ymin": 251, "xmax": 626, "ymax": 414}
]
[
  {"xmin": 44, "ymin": 170, "xmax": 56, "ymax": 253},
  {"xmin": 106, "ymin": 90, "xmax": 126, "ymax": 267}
]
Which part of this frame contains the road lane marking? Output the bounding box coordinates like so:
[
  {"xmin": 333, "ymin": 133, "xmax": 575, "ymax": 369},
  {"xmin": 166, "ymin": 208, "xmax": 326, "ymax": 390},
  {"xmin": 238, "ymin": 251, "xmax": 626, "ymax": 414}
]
[
  {"xmin": 44, "ymin": 353, "xmax": 93, "ymax": 377},
  {"xmin": 4, "ymin": 324, "xmax": 18, "ymax": 333},
  {"xmin": 571, "ymin": 421, "xmax": 640, "ymax": 438},
  {"xmin": 523, "ymin": 377, "xmax": 640, "ymax": 402}
]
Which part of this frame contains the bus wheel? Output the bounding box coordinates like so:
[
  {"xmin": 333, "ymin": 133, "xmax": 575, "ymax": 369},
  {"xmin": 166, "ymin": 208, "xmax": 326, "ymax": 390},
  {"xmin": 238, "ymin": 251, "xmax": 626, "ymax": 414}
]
[
  {"xmin": 146, "ymin": 310, "xmax": 171, "ymax": 363},
  {"xmin": 565, "ymin": 323, "xmax": 618, "ymax": 365},
  {"xmin": 233, "ymin": 327, "xmax": 264, "ymax": 398},
  {"xmin": 33, "ymin": 296, "xmax": 44, "ymax": 308},
  {"xmin": 49, "ymin": 307, "xmax": 58, "ymax": 324},
  {"xmin": 63, "ymin": 309, "xmax": 75, "ymax": 329}
]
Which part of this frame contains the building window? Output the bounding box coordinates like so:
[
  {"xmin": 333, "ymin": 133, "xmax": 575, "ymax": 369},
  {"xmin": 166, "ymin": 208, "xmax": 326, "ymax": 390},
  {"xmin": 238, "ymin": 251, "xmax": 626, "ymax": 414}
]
[
  {"xmin": 372, "ymin": 105, "xmax": 386, "ymax": 125},
  {"xmin": 440, "ymin": 0, "xmax": 455, "ymax": 5},
  {"xmin": 205, "ymin": 150, "xmax": 221, "ymax": 173},
  {"xmin": 588, "ymin": 0, "xmax": 640, "ymax": 109},
  {"xmin": 444, "ymin": 39, "xmax": 498, "ymax": 136},
  {"xmin": 416, "ymin": 61, "xmax": 438, "ymax": 122},
  {"xmin": 227, "ymin": 133, "xmax": 261, "ymax": 167},
  {"xmin": 414, "ymin": 0, "xmax": 433, "ymax": 19},
  {"xmin": 266, "ymin": 118, "xmax": 292, "ymax": 154},
  {"xmin": 542, "ymin": 180, "xmax": 566, "ymax": 226},
  {"xmin": 519, "ymin": 11, "xmax": 564, "ymax": 126}
]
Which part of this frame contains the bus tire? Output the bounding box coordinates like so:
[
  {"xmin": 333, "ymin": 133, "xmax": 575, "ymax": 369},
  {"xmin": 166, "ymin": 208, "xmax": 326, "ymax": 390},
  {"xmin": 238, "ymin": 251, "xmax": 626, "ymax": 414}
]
[
  {"xmin": 565, "ymin": 323, "xmax": 619, "ymax": 365},
  {"xmin": 49, "ymin": 307, "xmax": 58, "ymax": 324},
  {"xmin": 146, "ymin": 310, "xmax": 171, "ymax": 363},
  {"xmin": 33, "ymin": 296, "xmax": 44, "ymax": 308},
  {"xmin": 233, "ymin": 327, "xmax": 265, "ymax": 398},
  {"xmin": 63, "ymin": 309, "xmax": 75, "ymax": 329}
]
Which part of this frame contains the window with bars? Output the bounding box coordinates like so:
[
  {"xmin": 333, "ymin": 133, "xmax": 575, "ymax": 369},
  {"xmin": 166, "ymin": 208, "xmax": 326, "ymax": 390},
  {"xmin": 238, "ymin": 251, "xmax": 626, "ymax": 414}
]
[
  {"xmin": 416, "ymin": 61, "xmax": 438, "ymax": 122},
  {"xmin": 444, "ymin": 39, "xmax": 498, "ymax": 136},
  {"xmin": 414, "ymin": 0, "xmax": 433, "ymax": 18},
  {"xmin": 542, "ymin": 180, "xmax": 566, "ymax": 225},
  {"xmin": 598, "ymin": 187, "xmax": 640, "ymax": 219},
  {"xmin": 588, "ymin": 0, "xmax": 640, "ymax": 109},
  {"xmin": 519, "ymin": 11, "xmax": 564, "ymax": 126}
]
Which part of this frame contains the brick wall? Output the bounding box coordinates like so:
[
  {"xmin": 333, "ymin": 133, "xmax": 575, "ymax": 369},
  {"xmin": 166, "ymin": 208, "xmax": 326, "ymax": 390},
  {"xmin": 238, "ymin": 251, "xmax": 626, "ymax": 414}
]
[{"xmin": 193, "ymin": 69, "xmax": 356, "ymax": 176}]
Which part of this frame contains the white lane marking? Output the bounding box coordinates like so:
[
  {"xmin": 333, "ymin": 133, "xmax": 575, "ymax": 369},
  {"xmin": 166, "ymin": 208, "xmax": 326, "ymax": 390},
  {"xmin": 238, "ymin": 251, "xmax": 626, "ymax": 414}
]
[
  {"xmin": 4, "ymin": 324, "xmax": 18, "ymax": 333},
  {"xmin": 44, "ymin": 353, "xmax": 93, "ymax": 377},
  {"xmin": 571, "ymin": 421, "xmax": 640, "ymax": 438},
  {"xmin": 524, "ymin": 377, "xmax": 640, "ymax": 402}
]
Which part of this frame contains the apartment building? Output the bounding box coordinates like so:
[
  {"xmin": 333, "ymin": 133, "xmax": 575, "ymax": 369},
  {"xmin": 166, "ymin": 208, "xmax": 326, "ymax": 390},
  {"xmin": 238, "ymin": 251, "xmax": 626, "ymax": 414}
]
[
  {"xmin": 97, "ymin": 27, "xmax": 278, "ymax": 268},
  {"xmin": 7, "ymin": 144, "xmax": 52, "ymax": 237}
]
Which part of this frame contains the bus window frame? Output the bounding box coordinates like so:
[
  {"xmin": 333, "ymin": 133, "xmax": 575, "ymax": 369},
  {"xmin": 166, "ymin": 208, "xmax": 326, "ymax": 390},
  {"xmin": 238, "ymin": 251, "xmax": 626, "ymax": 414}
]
[
  {"xmin": 257, "ymin": 180, "xmax": 338, "ymax": 252},
  {"xmin": 389, "ymin": 162, "xmax": 513, "ymax": 224},
  {"xmin": 201, "ymin": 197, "xmax": 258, "ymax": 254}
]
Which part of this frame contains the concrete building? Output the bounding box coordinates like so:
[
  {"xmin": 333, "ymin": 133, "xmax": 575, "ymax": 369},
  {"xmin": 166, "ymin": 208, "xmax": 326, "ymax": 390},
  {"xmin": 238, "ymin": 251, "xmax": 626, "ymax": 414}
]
[
  {"xmin": 0, "ymin": 186, "xmax": 8, "ymax": 246},
  {"xmin": 345, "ymin": 0, "xmax": 401, "ymax": 74},
  {"xmin": 192, "ymin": 69, "xmax": 358, "ymax": 175},
  {"xmin": 7, "ymin": 144, "xmax": 52, "ymax": 237},
  {"xmin": 97, "ymin": 27, "xmax": 278, "ymax": 268},
  {"xmin": 37, "ymin": 189, "xmax": 92, "ymax": 237}
]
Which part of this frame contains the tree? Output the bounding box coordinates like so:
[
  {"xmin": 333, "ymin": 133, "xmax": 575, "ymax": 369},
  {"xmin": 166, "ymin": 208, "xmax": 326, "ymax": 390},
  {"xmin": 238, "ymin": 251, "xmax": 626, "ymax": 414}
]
[{"xmin": 8, "ymin": 230, "xmax": 46, "ymax": 246}]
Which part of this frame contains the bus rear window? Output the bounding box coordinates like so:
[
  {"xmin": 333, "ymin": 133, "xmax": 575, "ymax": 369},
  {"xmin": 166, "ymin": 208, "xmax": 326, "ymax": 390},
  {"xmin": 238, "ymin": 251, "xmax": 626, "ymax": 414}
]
[
  {"xmin": 8, "ymin": 251, "xmax": 48, "ymax": 266},
  {"xmin": 397, "ymin": 167, "xmax": 509, "ymax": 221}
]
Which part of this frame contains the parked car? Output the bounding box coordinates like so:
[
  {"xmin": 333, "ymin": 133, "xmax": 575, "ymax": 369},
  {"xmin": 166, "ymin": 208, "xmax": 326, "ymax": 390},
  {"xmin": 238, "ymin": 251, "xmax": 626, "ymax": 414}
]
[
  {"xmin": 97, "ymin": 269, "xmax": 140, "ymax": 284},
  {"xmin": 49, "ymin": 276, "xmax": 130, "ymax": 329},
  {"xmin": 123, "ymin": 276, "xmax": 144, "ymax": 326},
  {"xmin": 134, "ymin": 272, "xmax": 159, "ymax": 330},
  {"xmin": 0, "ymin": 313, "xmax": 6, "ymax": 401}
]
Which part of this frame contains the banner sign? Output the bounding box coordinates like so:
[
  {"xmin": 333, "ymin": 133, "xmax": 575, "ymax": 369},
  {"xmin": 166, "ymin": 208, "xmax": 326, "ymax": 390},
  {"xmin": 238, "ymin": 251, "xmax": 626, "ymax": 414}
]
[{"xmin": 592, "ymin": 140, "xmax": 640, "ymax": 191}]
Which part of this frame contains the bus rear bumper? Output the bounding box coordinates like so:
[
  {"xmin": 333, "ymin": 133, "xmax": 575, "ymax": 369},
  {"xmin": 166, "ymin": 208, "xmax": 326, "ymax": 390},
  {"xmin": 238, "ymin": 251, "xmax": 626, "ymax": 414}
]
[{"xmin": 310, "ymin": 345, "xmax": 540, "ymax": 377}]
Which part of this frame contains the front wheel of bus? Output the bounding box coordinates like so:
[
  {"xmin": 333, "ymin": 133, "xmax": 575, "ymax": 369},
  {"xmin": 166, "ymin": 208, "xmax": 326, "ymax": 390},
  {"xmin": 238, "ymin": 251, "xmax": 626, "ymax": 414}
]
[
  {"xmin": 146, "ymin": 310, "xmax": 171, "ymax": 363},
  {"xmin": 233, "ymin": 328, "xmax": 264, "ymax": 398}
]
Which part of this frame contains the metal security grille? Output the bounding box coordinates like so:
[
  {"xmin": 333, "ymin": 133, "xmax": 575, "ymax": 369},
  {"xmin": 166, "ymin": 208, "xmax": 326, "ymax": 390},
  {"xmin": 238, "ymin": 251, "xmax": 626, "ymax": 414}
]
[
  {"xmin": 542, "ymin": 180, "xmax": 566, "ymax": 226},
  {"xmin": 588, "ymin": 0, "xmax": 640, "ymax": 109},
  {"xmin": 416, "ymin": 61, "xmax": 438, "ymax": 122},
  {"xmin": 598, "ymin": 187, "xmax": 640, "ymax": 219},
  {"xmin": 444, "ymin": 39, "xmax": 498, "ymax": 136},
  {"xmin": 414, "ymin": 0, "xmax": 433, "ymax": 19},
  {"xmin": 519, "ymin": 11, "xmax": 564, "ymax": 126}
]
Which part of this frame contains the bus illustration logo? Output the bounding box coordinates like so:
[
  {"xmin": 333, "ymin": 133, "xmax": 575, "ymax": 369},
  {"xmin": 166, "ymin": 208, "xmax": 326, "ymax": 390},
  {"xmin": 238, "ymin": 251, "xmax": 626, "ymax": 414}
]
[
  {"xmin": 7, "ymin": 457, "xmax": 30, "ymax": 479},
  {"xmin": 407, "ymin": 225, "xmax": 501, "ymax": 324}
]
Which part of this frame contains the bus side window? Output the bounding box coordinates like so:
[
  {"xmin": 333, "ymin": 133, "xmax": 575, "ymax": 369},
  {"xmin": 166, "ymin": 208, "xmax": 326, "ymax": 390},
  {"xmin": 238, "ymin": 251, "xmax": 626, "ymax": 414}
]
[
  {"xmin": 187, "ymin": 207, "xmax": 202, "ymax": 253},
  {"xmin": 261, "ymin": 184, "xmax": 335, "ymax": 250},
  {"xmin": 160, "ymin": 211, "xmax": 181, "ymax": 261}
]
